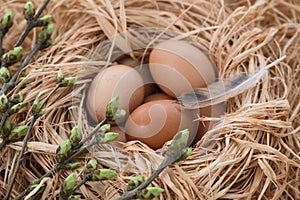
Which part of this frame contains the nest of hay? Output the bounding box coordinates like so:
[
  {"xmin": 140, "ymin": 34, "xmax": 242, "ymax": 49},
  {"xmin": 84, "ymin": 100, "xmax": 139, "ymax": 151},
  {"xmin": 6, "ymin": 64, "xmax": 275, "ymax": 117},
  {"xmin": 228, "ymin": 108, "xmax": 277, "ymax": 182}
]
[{"xmin": 1, "ymin": 0, "xmax": 300, "ymax": 199}]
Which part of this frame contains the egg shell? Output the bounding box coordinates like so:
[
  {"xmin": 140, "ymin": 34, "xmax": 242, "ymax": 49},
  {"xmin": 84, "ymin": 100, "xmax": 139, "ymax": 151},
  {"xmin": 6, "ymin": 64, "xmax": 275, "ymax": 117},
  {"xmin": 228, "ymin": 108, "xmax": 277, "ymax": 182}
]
[
  {"xmin": 118, "ymin": 56, "xmax": 157, "ymax": 97},
  {"xmin": 125, "ymin": 100, "xmax": 198, "ymax": 149},
  {"xmin": 86, "ymin": 64, "xmax": 144, "ymax": 123},
  {"xmin": 149, "ymin": 40, "xmax": 216, "ymax": 98},
  {"xmin": 143, "ymin": 92, "xmax": 174, "ymax": 103},
  {"xmin": 110, "ymin": 126, "xmax": 127, "ymax": 142}
]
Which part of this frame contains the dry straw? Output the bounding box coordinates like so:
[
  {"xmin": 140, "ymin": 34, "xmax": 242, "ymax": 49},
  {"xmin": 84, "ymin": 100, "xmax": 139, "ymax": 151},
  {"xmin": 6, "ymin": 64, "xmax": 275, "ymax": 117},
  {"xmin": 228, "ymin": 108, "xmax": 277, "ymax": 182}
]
[{"xmin": 0, "ymin": 0, "xmax": 299, "ymax": 199}]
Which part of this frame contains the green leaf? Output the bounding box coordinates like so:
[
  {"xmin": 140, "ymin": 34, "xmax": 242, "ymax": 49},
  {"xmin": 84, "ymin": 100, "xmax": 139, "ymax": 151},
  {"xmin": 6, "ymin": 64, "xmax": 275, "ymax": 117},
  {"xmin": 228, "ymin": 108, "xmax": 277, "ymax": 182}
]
[
  {"xmin": 66, "ymin": 162, "xmax": 82, "ymax": 170},
  {"xmin": 127, "ymin": 175, "xmax": 144, "ymax": 191},
  {"xmin": 62, "ymin": 173, "xmax": 77, "ymax": 193},
  {"xmin": 138, "ymin": 187, "xmax": 164, "ymax": 199},
  {"xmin": 113, "ymin": 109, "xmax": 126, "ymax": 121},
  {"xmin": 3, "ymin": 117, "xmax": 11, "ymax": 135},
  {"xmin": 100, "ymin": 124, "xmax": 110, "ymax": 133},
  {"xmin": 38, "ymin": 23, "xmax": 55, "ymax": 43},
  {"xmin": 0, "ymin": 67, "xmax": 10, "ymax": 83},
  {"xmin": 100, "ymin": 132, "xmax": 119, "ymax": 143},
  {"xmin": 106, "ymin": 96, "xmax": 119, "ymax": 120},
  {"xmin": 68, "ymin": 195, "xmax": 81, "ymax": 200},
  {"xmin": 86, "ymin": 159, "xmax": 97, "ymax": 171},
  {"xmin": 24, "ymin": 1, "xmax": 35, "ymax": 20},
  {"xmin": 10, "ymin": 92, "xmax": 24, "ymax": 103},
  {"xmin": 33, "ymin": 96, "xmax": 41, "ymax": 115},
  {"xmin": 10, "ymin": 103, "xmax": 22, "ymax": 114},
  {"xmin": 61, "ymin": 77, "xmax": 76, "ymax": 87},
  {"xmin": 2, "ymin": 46, "xmax": 23, "ymax": 66},
  {"xmin": 92, "ymin": 169, "xmax": 116, "ymax": 181},
  {"xmin": 164, "ymin": 129, "xmax": 190, "ymax": 162},
  {"xmin": 70, "ymin": 125, "xmax": 82, "ymax": 147},
  {"xmin": 0, "ymin": 93, "xmax": 8, "ymax": 112},
  {"xmin": 0, "ymin": 10, "xmax": 14, "ymax": 31},
  {"xmin": 38, "ymin": 14, "xmax": 53, "ymax": 26},
  {"xmin": 56, "ymin": 139, "xmax": 72, "ymax": 162},
  {"xmin": 8, "ymin": 125, "xmax": 29, "ymax": 141},
  {"xmin": 57, "ymin": 69, "xmax": 64, "ymax": 82}
]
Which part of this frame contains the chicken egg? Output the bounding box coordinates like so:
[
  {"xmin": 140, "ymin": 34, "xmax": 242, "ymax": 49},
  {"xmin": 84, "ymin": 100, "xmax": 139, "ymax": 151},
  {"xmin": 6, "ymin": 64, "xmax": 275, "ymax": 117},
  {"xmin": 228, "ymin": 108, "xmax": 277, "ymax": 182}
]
[
  {"xmin": 125, "ymin": 100, "xmax": 199, "ymax": 149},
  {"xmin": 149, "ymin": 40, "xmax": 217, "ymax": 98},
  {"xmin": 86, "ymin": 64, "xmax": 144, "ymax": 123}
]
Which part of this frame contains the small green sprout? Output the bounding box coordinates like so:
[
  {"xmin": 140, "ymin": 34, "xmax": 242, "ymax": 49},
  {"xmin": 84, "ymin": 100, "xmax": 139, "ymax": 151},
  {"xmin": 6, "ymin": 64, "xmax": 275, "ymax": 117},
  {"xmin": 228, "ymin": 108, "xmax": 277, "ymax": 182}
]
[
  {"xmin": 0, "ymin": 11, "xmax": 14, "ymax": 32},
  {"xmin": 8, "ymin": 125, "xmax": 29, "ymax": 141},
  {"xmin": 38, "ymin": 14, "xmax": 53, "ymax": 26},
  {"xmin": 57, "ymin": 69, "xmax": 64, "ymax": 82},
  {"xmin": 100, "ymin": 132, "xmax": 119, "ymax": 143},
  {"xmin": 69, "ymin": 125, "xmax": 82, "ymax": 147},
  {"xmin": 56, "ymin": 139, "xmax": 72, "ymax": 162},
  {"xmin": 23, "ymin": 1, "xmax": 35, "ymax": 20},
  {"xmin": 2, "ymin": 46, "xmax": 23, "ymax": 66},
  {"xmin": 62, "ymin": 173, "xmax": 77, "ymax": 194},
  {"xmin": 127, "ymin": 175, "xmax": 144, "ymax": 191},
  {"xmin": 92, "ymin": 169, "xmax": 117, "ymax": 181},
  {"xmin": 0, "ymin": 67, "xmax": 10, "ymax": 83},
  {"xmin": 137, "ymin": 187, "xmax": 164, "ymax": 199},
  {"xmin": 61, "ymin": 77, "xmax": 76, "ymax": 87}
]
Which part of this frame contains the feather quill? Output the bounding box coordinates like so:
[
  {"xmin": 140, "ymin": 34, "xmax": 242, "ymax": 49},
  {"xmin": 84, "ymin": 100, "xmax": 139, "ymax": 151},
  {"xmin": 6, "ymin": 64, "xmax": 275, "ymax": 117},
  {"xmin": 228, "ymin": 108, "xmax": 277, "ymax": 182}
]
[{"xmin": 178, "ymin": 55, "xmax": 286, "ymax": 109}]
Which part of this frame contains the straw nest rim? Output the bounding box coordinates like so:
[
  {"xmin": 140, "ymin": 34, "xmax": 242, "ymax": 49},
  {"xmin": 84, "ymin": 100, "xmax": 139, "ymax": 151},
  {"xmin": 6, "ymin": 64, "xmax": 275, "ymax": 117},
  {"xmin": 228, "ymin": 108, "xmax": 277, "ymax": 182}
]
[{"xmin": 0, "ymin": 0, "xmax": 299, "ymax": 199}]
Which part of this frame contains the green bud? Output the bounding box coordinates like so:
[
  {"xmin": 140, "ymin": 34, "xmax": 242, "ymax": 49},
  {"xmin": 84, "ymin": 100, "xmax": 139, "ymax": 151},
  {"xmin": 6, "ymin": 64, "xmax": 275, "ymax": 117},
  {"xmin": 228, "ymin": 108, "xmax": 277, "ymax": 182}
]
[
  {"xmin": 86, "ymin": 159, "xmax": 97, "ymax": 172},
  {"xmin": 10, "ymin": 103, "xmax": 22, "ymax": 114},
  {"xmin": 37, "ymin": 14, "xmax": 53, "ymax": 26},
  {"xmin": 24, "ymin": 1, "xmax": 35, "ymax": 20},
  {"xmin": 100, "ymin": 132, "xmax": 119, "ymax": 143},
  {"xmin": 70, "ymin": 125, "xmax": 82, "ymax": 147},
  {"xmin": 33, "ymin": 96, "xmax": 41, "ymax": 115},
  {"xmin": 127, "ymin": 175, "xmax": 144, "ymax": 191},
  {"xmin": 11, "ymin": 92, "xmax": 24, "ymax": 104},
  {"xmin": 0, "ymin": 93, "xmax": 9, "ymax": 112},
  {"xmin": 113, "ymin": 109, "xmax": 126, "ymax": 121},
  {"xmin": 68, "ymin": 195, "xmax": 81, "ymax": 200},
  {"xmin": 0, "ymin": 67, "xmax": 10, "ymax": 83},
  {"xmin": 61, "ymin": 77, "xmax": 76, "ymax": 87},
  {"xmin": 138, "ymin": 187, "xmax": 164, "ymax": 199},
  {"xmin": 179, "ymin": 147, "xmax": 193, "ymax": 161},
  {"xmin": 38, "ymin": 23, "xmax": 54, "ymax": 43},
  {"xmin": 165, "ymin": 129, "xmax": 190, "ymax": 160},
  {"xmin": 106, "ymin": 96, "xmax": 120, "ymax": 121},
  {"xmin": 92, "ymin": 169, "xmax": 116, "ymax": 181},
  {"xmin": 62, "ymin": 173, "xmax": 77, "ymax": 194},
  {"xmin": 56, "ymin": 139, "xmax": 72, "ymax": 162},
  {"xmin": 38, "ymin": 108, "xmax": 46, "ymax": 116},
  {"xmin": 0, "ymin": 10, "xmax": 14, "ymax": 32},
  {"xmin": 2, "ymin": 46, "xmax": 23, "ymax": 66},
  {"xmin": 3, "ymin": 117, "xmax": 11, "ymax": 135},
  {"xmin": 8, "ymin": 125, "xmax": 29, "ymax": 141},
  {"xmin": 57, "ymin": 69, "xmax": 64, "ymax": 82},
  {"xmin": 100, "ymin": 124, "xmax": 110, "ymax": 133},
  {"xmin": 66, "ymin": 162, "xmax": 82, "ymax": 170}
]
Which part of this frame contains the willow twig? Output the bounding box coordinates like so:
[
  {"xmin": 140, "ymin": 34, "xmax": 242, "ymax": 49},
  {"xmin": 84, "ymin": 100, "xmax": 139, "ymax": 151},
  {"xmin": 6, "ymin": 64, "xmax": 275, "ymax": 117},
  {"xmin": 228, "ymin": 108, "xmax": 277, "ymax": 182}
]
[
  {"xmin": 4, "ymin": 82, "xmax": 61, "ymax": 200},
  {"xmin": 14, "ymin": 0, "xmax": 51, "ymax": 48},
  {"xmin": 14, "ymin": 119, "xmax": 107, "ymax": 200}
]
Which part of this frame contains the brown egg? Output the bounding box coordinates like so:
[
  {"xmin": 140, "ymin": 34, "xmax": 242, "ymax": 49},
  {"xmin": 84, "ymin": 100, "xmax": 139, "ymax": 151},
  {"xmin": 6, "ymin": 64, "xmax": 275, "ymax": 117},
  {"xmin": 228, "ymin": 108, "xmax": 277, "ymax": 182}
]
[
  {"xmin": 149, "ymin": 40, "xmax": 217, "ymax": 98},
  {"xmin": 125, "ymin": 100, "xmax": 199, "ymax": 149},
  {"xmin": 143, "ymin": 92, "xmax": 174, "ymax": 103},
  {"xmin": 86, "ymin": 64, "xmax": 144, "ymax": 123},
  {"xmin": 118, "ymin": 56, "xmax": 157, "ymax": 97},
  {"xmin": 110, "ymin": 126, "xmax": 127, "ymax": 142}
]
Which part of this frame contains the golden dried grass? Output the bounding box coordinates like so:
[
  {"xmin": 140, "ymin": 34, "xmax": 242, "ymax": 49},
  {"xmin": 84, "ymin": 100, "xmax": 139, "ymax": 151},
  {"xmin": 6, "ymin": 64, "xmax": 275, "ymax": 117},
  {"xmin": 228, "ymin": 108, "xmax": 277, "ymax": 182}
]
[{"xmin": 0, "ymin": 0, "xmax": 299, "ymax": 199}]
